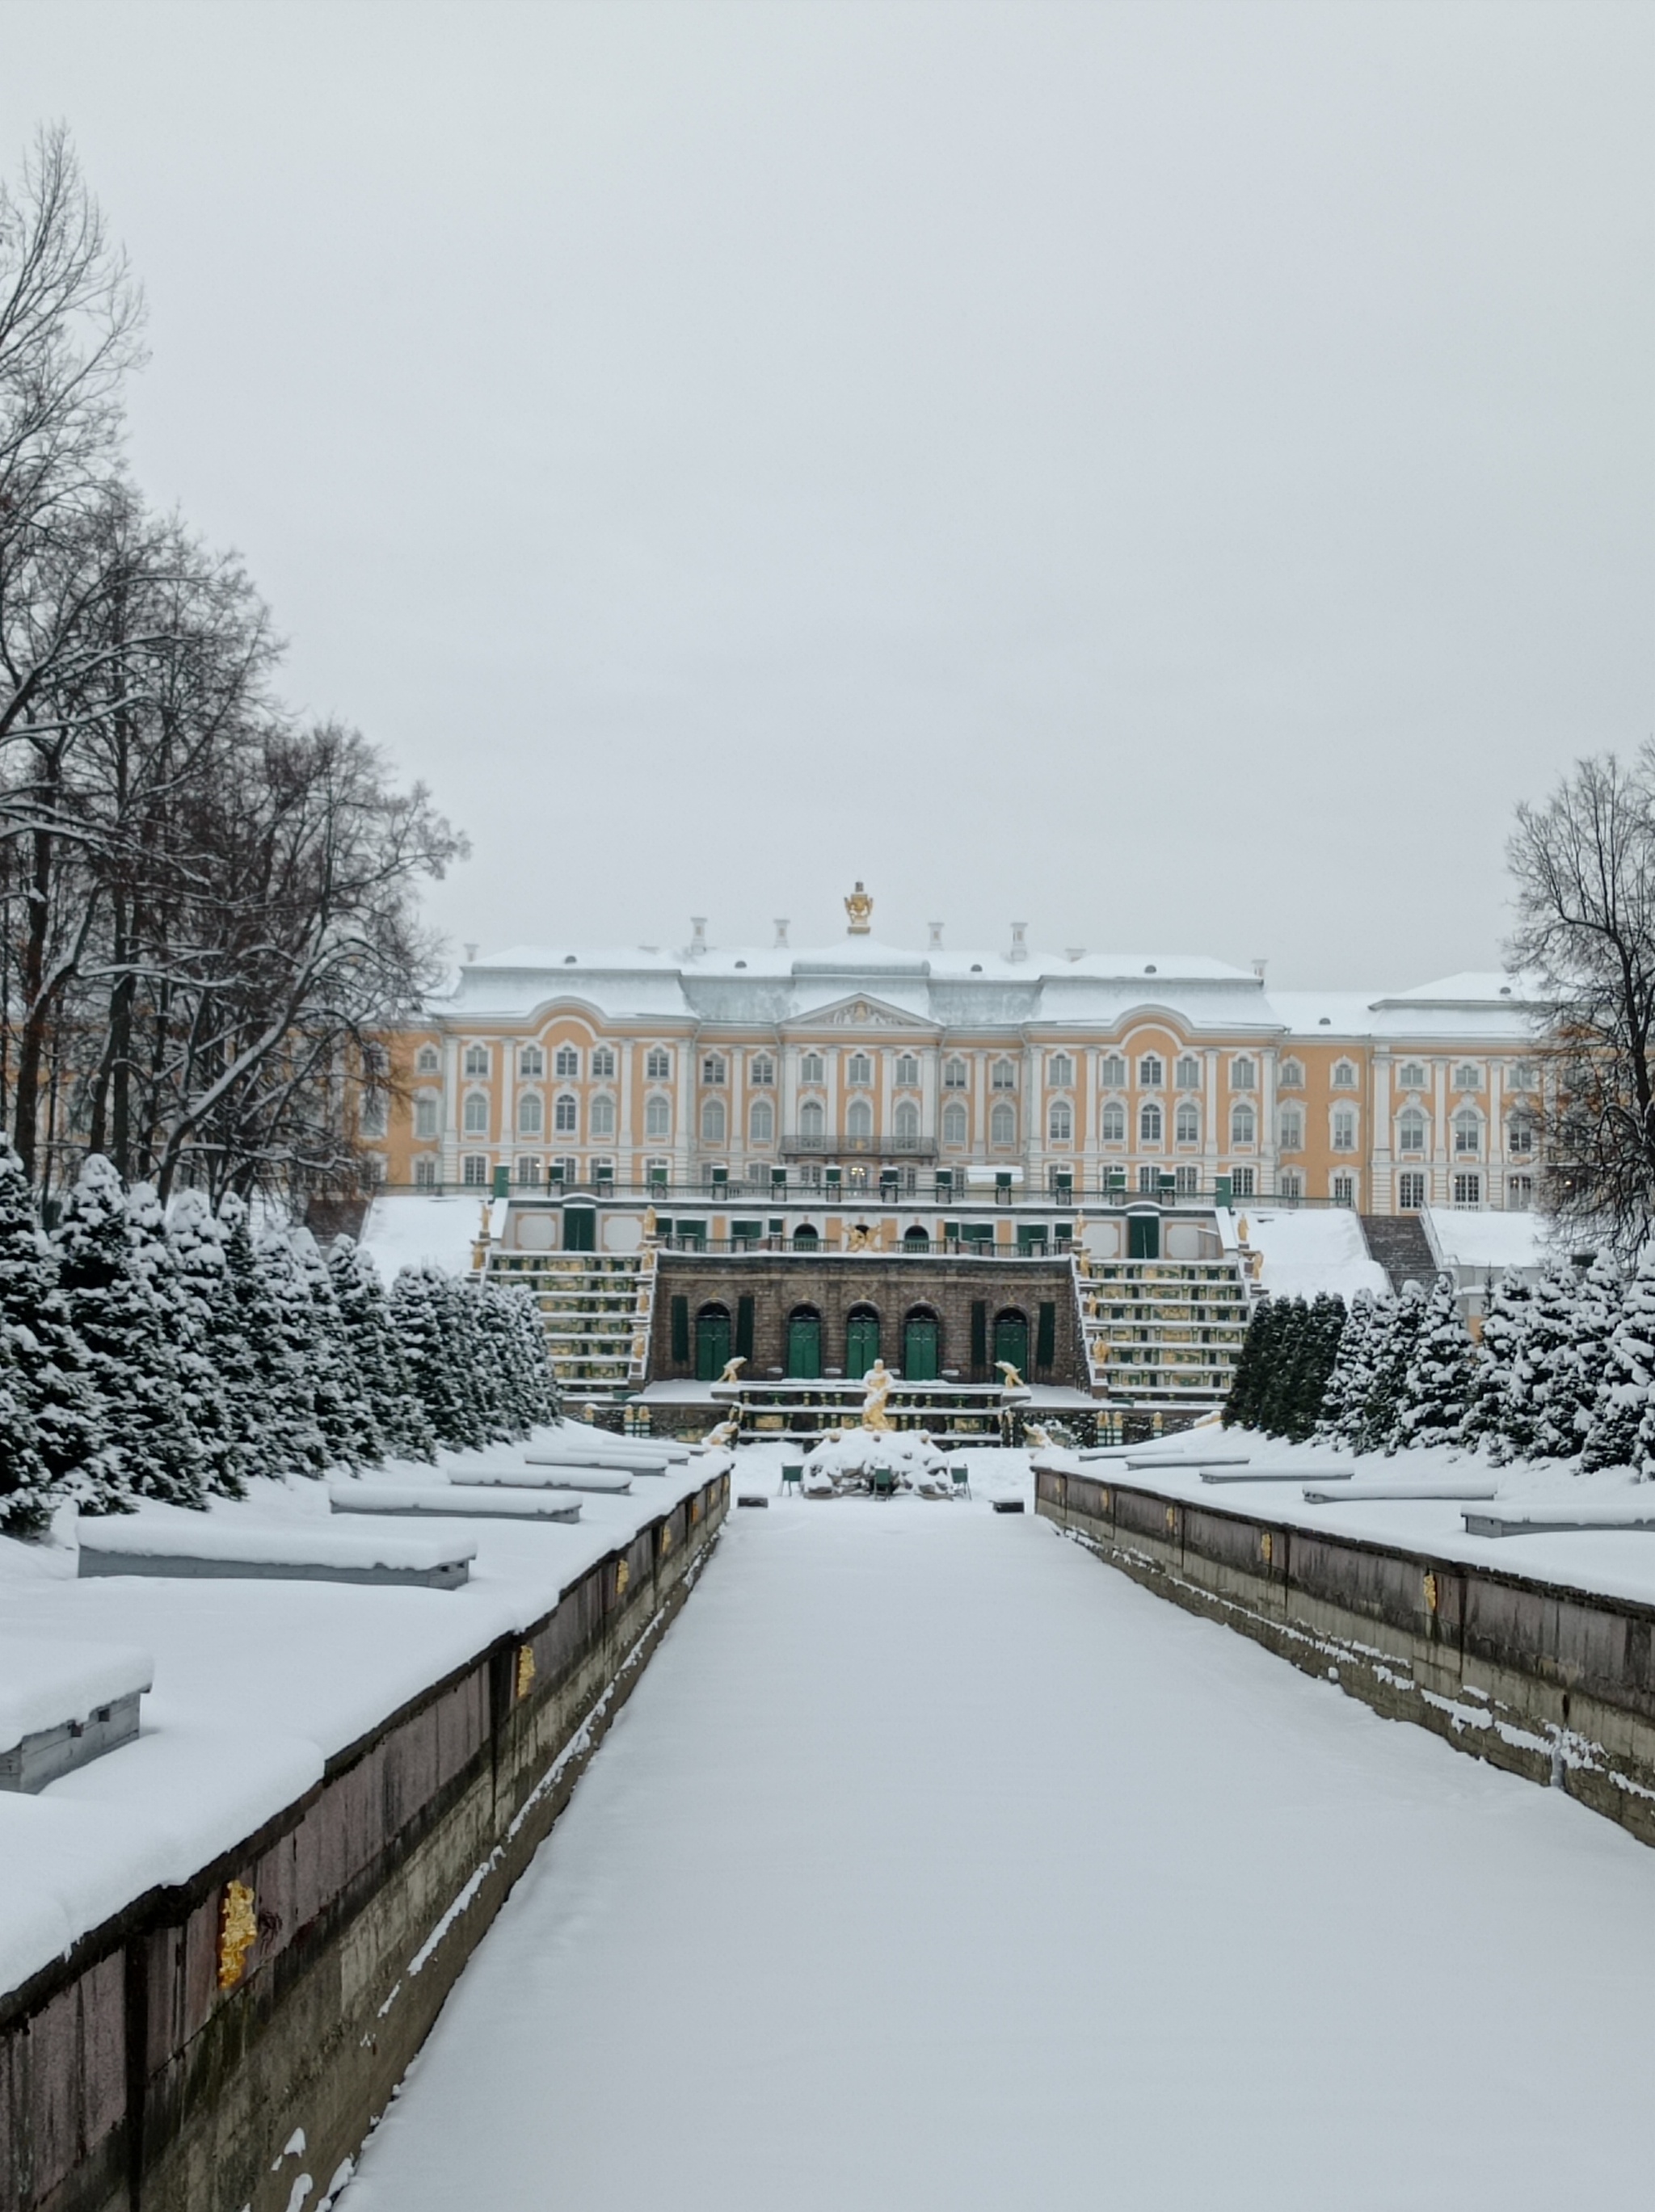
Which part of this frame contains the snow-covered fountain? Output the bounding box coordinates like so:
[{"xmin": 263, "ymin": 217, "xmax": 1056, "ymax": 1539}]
[{"xmin": 800, "ymin": 1359, "xmax": 956, "ymax": 1498}]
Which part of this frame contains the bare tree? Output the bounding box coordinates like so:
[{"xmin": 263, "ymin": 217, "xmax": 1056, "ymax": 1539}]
[{"xmin": 1507, "ymin": 748, "xmax": 1655, "ymax": 1248}]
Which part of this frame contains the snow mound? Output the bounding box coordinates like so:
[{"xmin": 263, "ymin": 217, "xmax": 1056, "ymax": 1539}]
[
  {"xmin": 1225, "ymin": 1207, "xmax": 1387, "ymax": 1301},
  {"xmin": 802, "ymin": 1430, "xmax": 954, "ymax": 1497}
]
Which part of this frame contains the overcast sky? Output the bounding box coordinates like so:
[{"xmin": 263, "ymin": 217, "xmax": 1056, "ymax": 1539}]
[{"xmin": 3, "ymin": 2, "xmax": 1649, "ymax": 986}]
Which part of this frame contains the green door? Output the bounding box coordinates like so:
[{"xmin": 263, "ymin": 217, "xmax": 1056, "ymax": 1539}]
[
  {"xmin": 695, "ymin": 1307, "xmax": 731, "ymax": 1381},
  {"xmin": 787, "ymin": 1311, "xmax": 822, "ymax": 1378},
  {"xmin": 993, "ymin": 1310, "xmax": 1029, "ymax": 1377},
  {"xmin": 563, "ymin": 1206, "xmax": 596, "ymax": 1252},
  {"xmin": 904, "ymin": 1313, "xmax": 939, "ymax": 1382},
  {"xmin": 1128, "ymin": 1214, "xmax": 1160, "ymax": 1259},
  {"xmin": 846, "ymin": 1309, "xmax": 880, "ymax": 1377}
]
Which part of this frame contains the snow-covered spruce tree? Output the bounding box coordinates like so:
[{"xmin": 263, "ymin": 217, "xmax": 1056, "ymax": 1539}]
[
  {"xmin": 293, "ymin": 1228, "xmax": 379, "ymax": 1467},
  {"xmin": 505, "ymin": 1284, "xmax": 558, "ymax": 1426},
  {"xmin": 392, "ymin": 1264, "xmax": 486, "ymax": 1450},
  {"xmin": 1514, "ymin": 1259, "xmax": 1590, "ymax": 1462},
  {"xmin": 328, "ymin": 1236, "xmax": 436, "ymax": 1461},
  {"xmin": 1283, "ymin": 1293, "xmax": 1347, "ymax": 1440},
  {"xmin": 253, "ymin": 1227, "xmax": 333, "ymax": 1475},
  {"xmin": 1354, "ymin": 1285, "xmax": 1426, "ymax": 1457},
  {"xmin": 1257, "ymin": 1297, "xmax": 1308, "ymax": 1436},
  {"xmin": 1223, "ymin": 1298, "xmax": 1278, "ymax": 1429},
  {"xmin": 55, "ymin": 1156, "xmax": 206, "ymax": 1507},
  {"xmin": 166, "ymin": 1188, "xmax": 258, "ymax": 1493},
  {"xmin": 1315, "ymin": 1292, "xmax": 1378, "ymax": 1448},
  {"xmin": 0, "ymin": 1136, "xmax": 107, "ymax": 1522},
  {"xmin": 218, "ymin": 1194, "xmax": 315, "ymax": 1478},
  {"xmin": 1397, "ymin": 1275, "xmax": 1475, "ymax": 1447},
  {"xmin": 1555, "ymin": 1249, "xmax": 1623, "ymax": 1461},
  {"xmin": 475, "ymin": 1289, "xmax": 529, "ymax": 1438},
  {"xmin": 1582, "ymin": 1243, "xmax": 1655, "ymax": 1474},
  {"xmin": 1460, "ymin": 1271, "xmax": 1532, "ymax": 1461},
  {"xmin": 128, "ymin": 1183, "xmax": 242, "ymax": 1498}
]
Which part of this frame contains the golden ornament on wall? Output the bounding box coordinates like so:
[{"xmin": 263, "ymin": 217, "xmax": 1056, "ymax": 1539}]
[
  {"xmin": 844, "ymin": 881, "xmax": 874, "ymax": 935},
  {"xmin": 515, "ymin": 1643, "xmax": 536, "ymax": 1700},
  {"xmin": 217, "ymin": 1880, "xmax": 259, "ymax": 1991}
]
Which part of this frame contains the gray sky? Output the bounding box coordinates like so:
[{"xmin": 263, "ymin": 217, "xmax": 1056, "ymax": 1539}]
[{"xmin": 4, "ymin": 2, "xmax": 1650, "ymax": 985}]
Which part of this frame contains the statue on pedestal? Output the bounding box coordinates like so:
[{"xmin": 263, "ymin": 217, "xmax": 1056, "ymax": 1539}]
[
  {"xmin": 718, "ymin": 1354, "xmax": 747, "ymax": 1385},
  {"xmin": 861, "ymin": 1356, "xmax": 894, "ymax": 1430}
]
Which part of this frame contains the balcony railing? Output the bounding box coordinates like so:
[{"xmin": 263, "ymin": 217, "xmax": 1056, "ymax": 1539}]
[{"xmin": 781, "ymin": 1132, "xmax": 938, "ymax": 1160}]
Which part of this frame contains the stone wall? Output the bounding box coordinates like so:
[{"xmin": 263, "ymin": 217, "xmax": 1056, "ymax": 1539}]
[
  {"xmin": 1036, "ymin": 1466, "xmax": 1655, "ymax": 1850},
  {"xmin": 651, "ymin": 1255, "xmax": 1086, "ymax": 1386},
  {"xmin": 0, "ymin": 1471, "xmax": 729, "ymax": 2212}
]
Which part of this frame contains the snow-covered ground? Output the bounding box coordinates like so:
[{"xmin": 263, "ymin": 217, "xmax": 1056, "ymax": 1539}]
[
  {"xmin": 358, "ymin": 1193, "xmax": 502, "ymax": 1282},
  {"xmin": 1219, "ymin": 1204, "xmax": 1387, "ymax": 1299},
  {"xmin": 0, "ymin": 1425, "xmax": 721, "ymax": 1996},
  {"xmin": 337, "ymin": 1449, "xmax": 1655, "ymax": 2211}
]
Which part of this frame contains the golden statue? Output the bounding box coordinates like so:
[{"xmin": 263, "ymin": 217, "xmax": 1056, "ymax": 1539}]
[
  {"xmin": 848, "ymin": 1222, "xmax": 872, "ymax": 1251},
  {"xmin": 1023, "ymin": 1420, "xmax": 1055, "ymax": 1453},
  {"xmin": 718, "ymin": 1354, "xmax": 747, "ymax": 1385},
  {"xmin": 704, "ymin": 1415, "xmax": 740, "ymax": 1449},
  {"xmin": 995, "ymin": 1358, "xmax": 1025, "ymax": 1391},
  {"xmin": 1236, "ymin": 1214, "xmax": 1249, "ymax": 1243},
  {"xmin": 844, "ymin": 881, "xmax": 874, "ymax": 935},
  {"xmin": 861, "ymin": 1356, "xmax": 894, "ymax": 1430},
  {"xmin": 642, "ymin": 1205, "xmax": 658, "ymax": 1240}
]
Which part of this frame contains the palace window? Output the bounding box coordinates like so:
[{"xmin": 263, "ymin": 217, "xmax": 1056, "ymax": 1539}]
[
  {"xmin": 801, "ymin": 1053, "xmax": 825, "ymax": 1084},
  {"xmin": 416, "ymin": 1045, "xmax": 440, "ymax": 1075},
  {"xmin": 700, "ymin": 1096, "xmax": 727, "ymax": 1143},
  {"xmin": 415, "ymin": 1096, "xmax": 439, "ymax": 1139},
  {"xmin": 1398, "ymin": 1171, "xmax": 1425, "ymax": 1209},
  {"xmin": 1508, "ymin": 1174, "xmax": 1535, "ymax": 1209},
  {"xmin": 1453, "ymin": 1108, "xmax": 1481, "ymax": 1156},
  {"xmin": 1329, "ymin": 1171, "xmax": 1354, "ymax": 1205},
  {"xmin": 645, "ymin": 1095, "xmax": 671, "ymax": 1140},
  {"xmin": 516, "ymin": 1155, "xmax": 541, "ymax": 1184},
  {"xmin": 518, "ymin": 1093, "xmax": 544, "ymax": 1135},
  {"xmin": 519, "ymin": 1045, "xmax": 545, "ymax": 1078},
  {"xmin": 1048, "ymin": 1053, "xmax": 1074, "ymax": 1087},
  {"xmin": 360, "ymin": 1091, "xmax": 387, "ymax": 1138},
  {"xmin": 1174, "ymin": 1055, "xmax": 1200, "ymax": 1089},
  {"xmin": 1232, "ymin": 1167, "xmax": 1256, "ymax": 1197},
  {"xmin": 1231, "ymin": 1057, "xmax": 1256, "ymax": 1091},
  {"xmin": 942, "ymin": 1057, "xmax": 967, "ymax": 1090},
  {"xmin": 1453, "ymin": 1063, "xmax": 1481, "ymax": 1091},
  {"xmin": 942, "ymin": 1101, "xmax": 968, "ymax": 1145},
  {"xmin": 414, "ymin": 1156, "xmax": 438, "ymax": 1188},
  {"xmin": 1176, "ymin": 1164, "xmax": 1201, "ymax": 1195},
  {"xmin": 1397, "ymin": 1062, "xmax": 1425, "ymax": 1090},
  {"xmin": 1278, "ymin": 1106, "xmax": 1303, "ymax": 1151},
  {"xmin": 1176, "ymin": 1102, "xmax": 1201, "ymax": 1144},
  {"xmin": 645, "ymin": 1047, "xmax": 672, "ymax": 1080},
  {"xmin": 1507, "ymin": 1113, "xmax": 1534, "ymax": 1155},
  {"xmin": 1279, "ymin": 1058, "xmax": 1303, "ymax": 1088},
  {"xmin": 554, "ymin": 1093, "xmax": 578, "ymax": 1134},
  {"xmin": 800, "ymin": 1100, "xmax": 826, "ymax": 1139},
  {"xmin": 1047, "ymin": 1100, "xmax": 1072, "ymax": 1143},
  {"xmin": 895, "ymin": 1053, "xmax": 920, "ymax": 1087},
  {"xmin": 895, "ymin": 1100, "xmax": 921, "ymax": 1146},
  {"xmin": 463, "ymin": 1045, "xmax": 489, "ymax": 1078},
  {"xmin": 1454, "ymin": 1171, "xmax": 1482, "ymax": 1207},
  {"xmin": 1332, "ymin": 1059, "xmax": 1358, "ymax": 1089},
  {"xmin": 462, "ymin": 1093, "xmax": 489, "ymax": 1135},
  {"xmin": 1138, "ymin": 1165, "xmax": 1160, "ymax": 1193},
  {"xmin": 751, "ymin": 1054, "xmax": 775, "ymax": 1086},
  {"xmin": 991, "ymin": 1059, "xmax": 1017, "ymax": 1091},
  {"xmin": 1231, "ymin": 1103, "xmax": 1256, "ymax": 1147},
  {"xmin": 990, "ymin": 1100, "xmax": 1017, "ymax": 1145},
  {"xmin": 590, "ymin": 1095, "xmax": 617, "ymax": 1138},
  {"xmin": 1101, "ymin": 1102, "xmax": 1126, "ymax": 1142},
  {"xmin": 702, "ymin": 1054, "xmax": 727, "ymax": 1086},
  {"xmin": 843, "ymin": 1054, "xmax": 870, "ymax": 1087},
  {"xmin": 1397, "ymin": 1109, "xmax": 1426, "ymax": 1153},
  {"xmin": 1099, "ymin": 1053, "xmax": 1126, "ymax": 1086},
  {"xmin": 749, "ymin": 1097, "xmax": 775, "ymax": 1144},
  {"xmin": 462, "ymin": 1154, "xmax": 489, "ymax": 1186},
  {"xmin": 592, "ymin": 1046, "xmax": 616, "ymax": 1079},
  {"xmin": 1510, "ymin": 1061, "xmax": 1537, "ymax": 1091},
  {"xmin": 550, "ymin": 1157, "xmax": 576, "ymax": 1184},
  {"xmin": 1278, "ymin": 1170, "xmax": 1303, "ymax": 1201},
  {"xmin": 554, "ymin": 1045, "xmax": 579, "ymax": 1078},
  {"xmin": 1332, "ymin": 1108, "xmax": 1357, "ymax": 1151},
  {"xmin": 1139, "ymin": 1054, "xmax": 1164, "ymax": 1088},
  {"xmin": 1139, "ymin": 1101, "xmax": 1163, "ymax": 1144}
]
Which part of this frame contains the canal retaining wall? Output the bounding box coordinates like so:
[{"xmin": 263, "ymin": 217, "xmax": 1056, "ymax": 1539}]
[
  {"xmin": 1036, "ymin": 1466, "xmax": 1655, "ymax": 1850},
  {"xmin": 0, "ymin": 1470, "xmax": 729, "ymax": 2212}
]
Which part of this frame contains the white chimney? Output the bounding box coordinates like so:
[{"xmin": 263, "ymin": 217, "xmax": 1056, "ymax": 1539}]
[
  {"xmin": 928, "ymin": 921, "xmax": 944, "ymax": 949},
  {"xmin": 1252, "ymin": 957, "xmax": 1267, "ymax": 981},
  {"xmin": 689, "ymin": 918, "xmax": 707, "ymax": 957},
  {"xmin": 774, "ymin": 918, "xmax": 790, "ymax": 948},
  {"xmin": 1008, "ymin": 922, "xmax": 1029, "ymax": 964},
  {"xmin": 463, "ymin": 943, "xmax": 478, "ymax": 965}
]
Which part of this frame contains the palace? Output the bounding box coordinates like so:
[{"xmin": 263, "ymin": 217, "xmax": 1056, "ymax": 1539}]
[{"xmin": 364, "ymin": 891, "xmax": 1541, "ymax": 1436}]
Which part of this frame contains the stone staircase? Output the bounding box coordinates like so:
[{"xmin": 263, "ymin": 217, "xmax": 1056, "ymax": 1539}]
[
  {"xmin": 1358, "ymin": 1213, "xmax": 1437, "ymax": 1294},
  {"xmin": 483, "ymin": 1247, "xmax": 657, "ymax": 1404},
  {"xmin": 1072, "ymin": 1254, "xmax": 1253, "ymax": 1410}
]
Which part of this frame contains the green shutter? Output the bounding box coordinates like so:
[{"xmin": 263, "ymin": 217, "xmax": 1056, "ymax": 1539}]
[
  {"xmin": 671, "ymin": 1295, "xmax": 689, "ymax": 1364},
  {"xmin": 735, "ymin": 1296, "xmax": 755, "ymax": 1360},
  {"xmin": 1036, "ymin": 1302, "xmax": 1056, "ymax": 1369},
  {"xmin": 971, "ymin": 1300, "xmax": 988, "ymax": 1371}
]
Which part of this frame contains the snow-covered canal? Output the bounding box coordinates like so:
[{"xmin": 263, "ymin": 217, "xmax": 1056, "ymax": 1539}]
[{"xmin": 343, "ymin": 1478, "xmax": 1655, "ymax": 2210}]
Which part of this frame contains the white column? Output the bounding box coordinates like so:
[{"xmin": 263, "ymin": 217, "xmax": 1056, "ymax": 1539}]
[{"xmin": 441, "ymin": 1034, "xmax": 460, "ymax": 1180}]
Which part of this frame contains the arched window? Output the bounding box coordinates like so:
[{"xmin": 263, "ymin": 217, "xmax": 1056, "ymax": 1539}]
[
  {"xmin": 701, "ymin": 1053, "xmax": 726, "ymax": 1086},
  {"xmin": 750, "ymin": 1054, "xmax": 775, "ymax": 1086},
  {"xmin": 463, "ymin": 1044, "xmax": 490, "ymax": 1078},
  {"xmin": 847, "ymin": 1053, "xmax": 872, "ymax": 1087},
  {"xmin": 1231, "ymin": 1102, "xmax": 1256, "ymax": 1146},
  {"xmin": 587, "ymin": 1046, "xmax": 612, "ymax": 1079},
  {"xmin": 1279, "ymin": 1058, "xmax": 1304, "ymax": 1088},
  {"xmin": 1232, "ymin": 1058, "xmax": 1257, "ymax": 1091},
  {"xmin": 1332, "ymin": 1059, "xmax": 1358, "ymax": 1089},
  {"xmin": 1277, "ymin": 1105, "xmax": 1302, "ymax": 1150},
  {"xmin": 1174, "ymin": 1055, "xmax": 1200, "ymax": 1089},
  {"xmin": 554, "ymin": 1093, "xmax": 578, "ymax": 1134},
  {"xmin": 1454, "ymin": 1063, "xmax": 1482, "ymax": 1091},
  {"xmin": 1454, "ymin": 1108, "xmax": 1481, "ymax": 1156},
  {"xmin": 895, "ymin": 1100, "xmax": 920, "ymax": 1146},
  {"xmin": 518, "ymin": 1045, "xmax": 544, "ymax": 1078},
  {"xmin": 1048, "ymin": 1053, "xmax": 1074, "ymax": 1087},
  {"xmin": 990, "ymin": 1059, "xmax": 1017, "ymax": 1091},
  {"xmin": 463, "ymin": 1093, "xmax": 489, "ymax": 1135},
  {"xmin": 800, "ymin": 1099, "xmax": 826, "ymax": 1139},
  {"xmin": 1332, "ymin": 1108, "xmax": 1357, "ymax": 1151},
  {"xmin": 645, "ymin": 1047, "xmax": 672, "ymax": 1080},
  {"xmin": 942, "ymin": 1057, "xmax": 967, "ymax": 1090},
  {"xmin": 847, "ymin": 1098, "xmax": 874, "ymax": 1141},
  {"xmin": 1139, "ymin": 1101, "xmax": 1162, "ymax": 1143},
  {"xmin": 1398, "ymin": 1109, "xmax": 1426, "ymax": 1153},
  {"xmin": 800, "ymin": 1053, "xmax": 825, "ymax": 1083},
  {"xmin": 942, "ymin": 1101, "xmax": 967, "ymax": 1145},
  {"xmin": 645, "ymin": 1095, "xmax": 671, "ymax": 1139},
  {"xmin": 415, "ymin": 1095, "xmax": 439, "ymax": 1138},
  {"xmin": 554, "ymin": 1045, "xmax": 579, "ymax": 1078},
  {"xmin": 517, "ymin": 1092, "xmax": 544, "ymax": 1134},
  {"xmin": 990, "ymin": 1100, "xmax": 1016, "ymax": 1146},
  {"xmin": 895, "ymin": 1054, "xmax": 920, "ymax": 1087},
  {"xmin": 1139, "ymin": 1055, "xmax": 1164, "ymax": 1088},
  {"xmin": 1397, "ymin": 1062, "xmax": 1425, "ymax": 1089},
  {"xmin": 748, "ymin": 1096, "xmax": 775, "ymax": 1143},
  {"xmin": 700, "ymin": 1095, "xmax": 726, "ymax": 1143},
  {"xmin": 1101, "ymin": 1101, "xmax": 1126, "ymax": 1142},
  {"xmin": 1099, "ymin": 1053, "xmax": 1126, "ymax": 1087},
  {"xmin": 416, "ymin": 1045, "xmax": 440, "ymax": 1074},
  {"xmin": 1508, "ymin": 1113, "xmax": 1535, "ymax": 1155},
  {"xmin": 1176, "ymin": 1102, "xmax": 1200, "ymax": 1144},
  {"xmin": 590, "ymin": 1095, "xmax": 616, "ymax": 1138},
  {"xmin": 1047, "ymin": 1100, "xmax": 1072, "ymax": 1142}
]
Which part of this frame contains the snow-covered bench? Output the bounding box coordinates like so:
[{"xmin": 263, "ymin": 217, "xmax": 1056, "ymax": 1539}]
[
  {"xmin": 76, "ymin": 1517, "xmax": 475, "ymax": 1589},
  {"xmin": 328, "ymin": 1483, "xmax": 582, "ymax": 1524},
  {"xmin": 1196, "ymin": 1466, "xmax": 1354, "ymax": 1485},
  {"xmin": 524, "ymin": 1445, "xmax": 667, "ymax": 1476},
  {"xmin": 1303, "ymin": 1480, "xmax": 1499, "ymax": 1504},
  {"xmin": 1463, "ymin": 1503, "xmax": 1655, "ymax": 1540},
  {"xmin": 449, "ymin": 1465, "xmax": 634, "ymax": 1496},
  {"xmin": 0, "ymin": 1638, "xmax": 153, "ymax": 1792}
]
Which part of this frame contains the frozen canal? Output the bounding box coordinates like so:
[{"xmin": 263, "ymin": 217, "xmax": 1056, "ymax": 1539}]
[{"xmin": 343, "ymin": 1475, "xmax": 1655, "ymax": 2210}]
